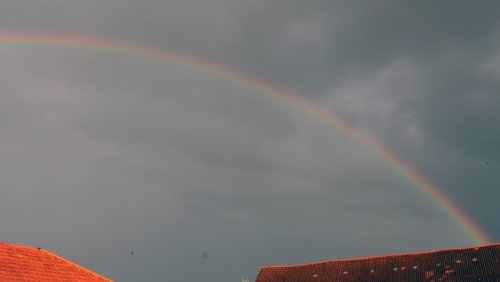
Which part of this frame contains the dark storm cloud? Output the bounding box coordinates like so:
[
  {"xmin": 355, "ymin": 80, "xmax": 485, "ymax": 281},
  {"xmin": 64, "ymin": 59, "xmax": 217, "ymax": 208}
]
[
  {"xmin": 416, "ymin": 57, "xmax": 500, "ymax": 159},
  {"xmin": 0, "ymin": 1, "xmax": 499, "ymax": 281},
  {"xmin": 320, "ymin": 1, "xmax": 500, "ymax": 245}
]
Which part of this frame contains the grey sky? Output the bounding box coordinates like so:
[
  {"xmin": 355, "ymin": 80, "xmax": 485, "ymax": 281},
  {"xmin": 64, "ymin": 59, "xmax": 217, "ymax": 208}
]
[{"xmin": 0, "ymin": 1, "xmax": 499, "ymax": 281}]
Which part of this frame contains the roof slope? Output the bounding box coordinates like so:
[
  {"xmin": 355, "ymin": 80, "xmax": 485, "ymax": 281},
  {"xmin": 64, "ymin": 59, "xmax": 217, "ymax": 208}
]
[
  {"xmin": 256, "ymin": 243, "xmax": 500, "ymax": 281},
  {"xmin": 0, "ymin": 242, "xmax": 112, "ymax": 282}
]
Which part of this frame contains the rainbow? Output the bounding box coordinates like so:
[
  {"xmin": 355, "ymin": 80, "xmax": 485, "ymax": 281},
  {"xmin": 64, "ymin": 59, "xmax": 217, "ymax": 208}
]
[{"xmin": 0, "ymin": 32, "xmax": 493, "ymax": 245}]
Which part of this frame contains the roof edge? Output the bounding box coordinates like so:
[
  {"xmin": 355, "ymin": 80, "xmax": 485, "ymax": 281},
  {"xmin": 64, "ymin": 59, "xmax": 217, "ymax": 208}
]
[
  {"xmin": 0, "ymin": 242, "xmax": 112, "ymax": 281},
  {"xmin": 259, "ymin": 242, "xmax": 500, "ymax": 269},
  {"xmin": 39, "ymin": 248, "xmax": 113, "ymax": 282}
]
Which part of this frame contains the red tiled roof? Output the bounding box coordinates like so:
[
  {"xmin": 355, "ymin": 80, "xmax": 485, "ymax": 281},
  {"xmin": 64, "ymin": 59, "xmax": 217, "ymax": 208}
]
[
  {"xmin": 256, "ymin": 243, "xmax": 500, "ymax": 281},
  {"xmin": 0, "ymin": 242, "xmax": 112, "ymax": 281}
]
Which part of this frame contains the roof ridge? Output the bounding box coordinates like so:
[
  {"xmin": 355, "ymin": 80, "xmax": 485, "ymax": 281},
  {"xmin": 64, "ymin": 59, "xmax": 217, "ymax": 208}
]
[
  {"xmin": 38, "ymin": 248, "xmax": 113, "ymax": 282},
  {"xmin": 0, "ymin": 242, "xmax": 32, "ymax": 247},
  {"xmin": 260, "ymin": 242, "xmax": 500, "ymax": 269}
]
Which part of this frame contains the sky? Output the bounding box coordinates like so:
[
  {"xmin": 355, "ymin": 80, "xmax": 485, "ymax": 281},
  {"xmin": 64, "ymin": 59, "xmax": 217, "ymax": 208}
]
[{"xmin": 0, "ymin": 1, "xmax": 499, "ymax": 281}]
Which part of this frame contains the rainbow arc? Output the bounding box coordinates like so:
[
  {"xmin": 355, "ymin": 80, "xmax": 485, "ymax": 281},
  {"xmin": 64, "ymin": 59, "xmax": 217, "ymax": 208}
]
[{"xmin": 0, "ymin": 32, "xmax": 492, "ymax": 245}]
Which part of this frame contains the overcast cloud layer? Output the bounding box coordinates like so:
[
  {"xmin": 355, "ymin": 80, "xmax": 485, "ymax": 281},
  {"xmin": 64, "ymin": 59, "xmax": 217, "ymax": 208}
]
[{"xmin": 1, "ymin": 1, "xmax": 499, "ymax": 281}]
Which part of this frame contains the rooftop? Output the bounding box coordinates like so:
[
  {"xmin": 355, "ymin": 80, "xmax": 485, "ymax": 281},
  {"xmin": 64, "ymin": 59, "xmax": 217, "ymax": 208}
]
[
  {"xmin": 256, "ymin": 243, "xmax": 500, "ymax": 281},
  {"xmin": 0, "ymin": 242, "xmax": 112, "ymax": 282}
]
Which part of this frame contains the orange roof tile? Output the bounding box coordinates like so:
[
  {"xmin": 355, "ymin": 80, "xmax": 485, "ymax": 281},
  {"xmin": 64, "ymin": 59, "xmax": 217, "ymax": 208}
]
[
  {"xmin": 256, "ymin": 243, "xmax": 500, "ymax": 281},
  {"xmin": 0, "ymin": 242, "xmax": 112, "ymax": 281}
]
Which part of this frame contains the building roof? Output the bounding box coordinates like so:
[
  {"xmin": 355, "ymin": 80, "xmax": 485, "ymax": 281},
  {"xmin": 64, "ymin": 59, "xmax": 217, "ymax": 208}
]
[
  {"xmin": 0, "ymin": 242, "xmax": 112, "ymax": 281},
  {"xmin": 256, "ymin": 243, "xmax": 500, "ymax": 281}
]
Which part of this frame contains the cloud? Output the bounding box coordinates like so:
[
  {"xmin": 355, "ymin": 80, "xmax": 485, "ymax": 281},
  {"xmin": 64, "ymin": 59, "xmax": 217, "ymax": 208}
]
[{"xmin": 1, "ymin": 1, "xmax": 499, "ymax": 281}]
